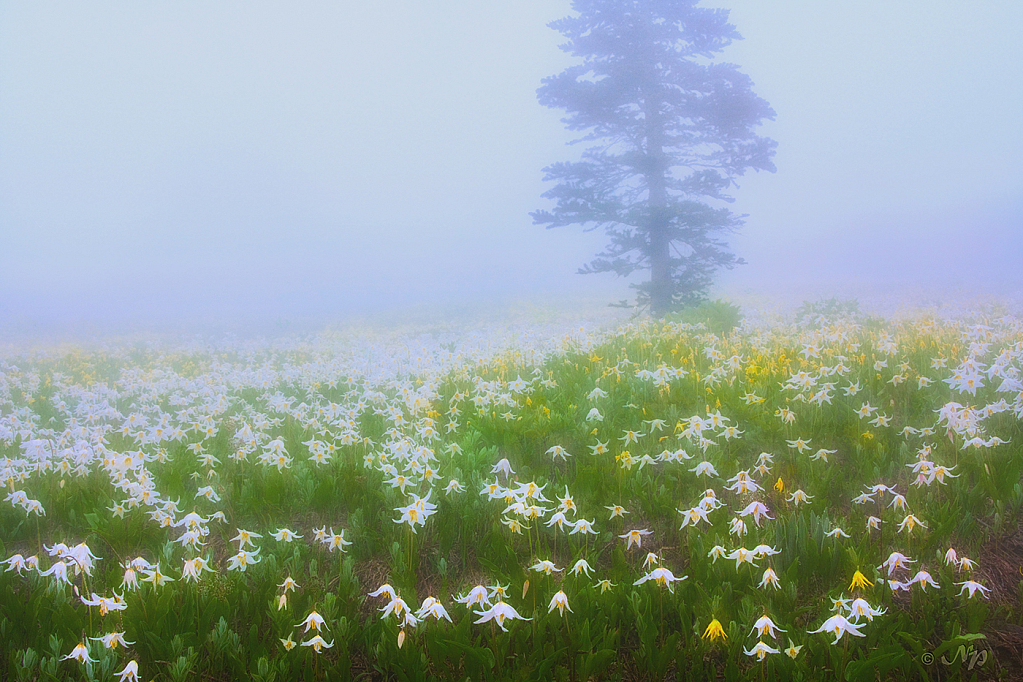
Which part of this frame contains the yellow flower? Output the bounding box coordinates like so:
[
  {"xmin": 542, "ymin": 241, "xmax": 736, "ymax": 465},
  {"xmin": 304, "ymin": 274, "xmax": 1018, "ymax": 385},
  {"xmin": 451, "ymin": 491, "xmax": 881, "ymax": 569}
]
[
  {"xmin": 849, "ymin": 570, "xmax": 873, "ymax": 591},
  {"xmin": 774, "ymin": 478, "xmax": 784, "ymax": 492},
  {"xmin": 702, "ymin": 618, "xmax": 727, "ymax": 641}
]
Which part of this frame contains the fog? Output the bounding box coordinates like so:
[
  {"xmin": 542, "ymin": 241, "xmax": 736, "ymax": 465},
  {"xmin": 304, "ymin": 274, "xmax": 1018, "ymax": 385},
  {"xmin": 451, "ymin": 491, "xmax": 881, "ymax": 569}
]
[{"xmin": 2, "ymin": 1, "xmax": 1021, "ymax": 335}]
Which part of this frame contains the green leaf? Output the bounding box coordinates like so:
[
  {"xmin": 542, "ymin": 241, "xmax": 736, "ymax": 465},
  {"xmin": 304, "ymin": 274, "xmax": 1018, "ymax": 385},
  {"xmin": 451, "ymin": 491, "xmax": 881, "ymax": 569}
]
[
  {"xmin": 932, "ymin": 633, "xmax": 986, "ymax": 660},
  {"xmin": 844, "ymin": 651, "xmax": 906, "ymax": 682},
  {"xmin": 439, "ymin": 639, "xmax": 495, "ymax": 678},
  {"xmin": 579, "ymin": 649, "xmax": 616, "ymax": 681},
  {"xmin": 84, "ymin": 512, "xmax": 101, "ymax": 530},
  {"xmin": 531, "ymin": 644, "xmax": 568, "ymax": 681}
]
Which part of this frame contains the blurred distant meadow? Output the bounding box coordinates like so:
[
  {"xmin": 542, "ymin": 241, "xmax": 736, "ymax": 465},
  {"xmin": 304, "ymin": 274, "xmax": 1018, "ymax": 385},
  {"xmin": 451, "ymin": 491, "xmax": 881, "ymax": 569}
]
[{"xmin": 2, "ymin": 295, "xmax": 1023, "ymax": 680}]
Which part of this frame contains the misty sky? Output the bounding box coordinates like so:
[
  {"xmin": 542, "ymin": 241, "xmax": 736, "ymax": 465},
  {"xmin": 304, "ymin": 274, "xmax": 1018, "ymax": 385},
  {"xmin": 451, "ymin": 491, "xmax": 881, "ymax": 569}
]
[{"xmin": 2, "ymin": 1, "xmax": 1021, "ymax": 329}]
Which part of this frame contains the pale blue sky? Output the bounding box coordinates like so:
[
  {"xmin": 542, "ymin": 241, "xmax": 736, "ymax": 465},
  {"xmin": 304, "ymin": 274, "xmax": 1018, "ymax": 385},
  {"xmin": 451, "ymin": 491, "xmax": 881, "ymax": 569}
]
[{"xmin": 2, "ymin": 1, "xmax": 1021, "ymax": 328}]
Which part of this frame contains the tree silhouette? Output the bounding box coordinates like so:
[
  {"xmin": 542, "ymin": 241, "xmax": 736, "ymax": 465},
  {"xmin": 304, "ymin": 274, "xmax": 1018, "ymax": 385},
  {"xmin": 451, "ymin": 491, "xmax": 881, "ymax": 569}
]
[{"xmin": 533, "ymin": 0, "xmax": 776, "ymax": 316}]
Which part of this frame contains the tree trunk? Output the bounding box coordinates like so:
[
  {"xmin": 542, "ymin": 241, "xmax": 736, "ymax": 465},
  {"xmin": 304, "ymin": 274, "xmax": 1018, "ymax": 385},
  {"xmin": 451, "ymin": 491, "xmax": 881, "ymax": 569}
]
[
  {"xmin": 645, "ymin": 95, "xmax": 672, "ymax": 317},
  {"xmin": 648, "ymin": 205, "xmax": 671, "ymax": 317}
]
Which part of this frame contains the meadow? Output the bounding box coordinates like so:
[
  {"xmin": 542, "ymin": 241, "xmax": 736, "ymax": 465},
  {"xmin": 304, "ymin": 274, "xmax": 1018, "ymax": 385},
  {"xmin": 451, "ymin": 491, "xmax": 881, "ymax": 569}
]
[{"xmin": 2, "ymin": 299, "xmax": 1022, "ymax": 681}]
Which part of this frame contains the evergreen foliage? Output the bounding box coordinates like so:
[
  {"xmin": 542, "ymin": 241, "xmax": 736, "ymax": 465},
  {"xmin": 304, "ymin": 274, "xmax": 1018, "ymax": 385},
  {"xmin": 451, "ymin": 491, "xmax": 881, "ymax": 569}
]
[{"xmin": 533, "ymin": 0, "xmax": 777, "ymax": 315}]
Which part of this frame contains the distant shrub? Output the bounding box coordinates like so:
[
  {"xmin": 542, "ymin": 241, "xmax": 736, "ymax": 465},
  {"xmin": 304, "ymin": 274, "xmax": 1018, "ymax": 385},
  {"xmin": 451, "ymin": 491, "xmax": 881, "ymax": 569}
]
[
  {"xmin": 796, "ymin": 297, "xmax": 860, "ymax": 324},
  {"xmin": 667, "ymin": 299, "xmax": 742, "ymax": 336}
]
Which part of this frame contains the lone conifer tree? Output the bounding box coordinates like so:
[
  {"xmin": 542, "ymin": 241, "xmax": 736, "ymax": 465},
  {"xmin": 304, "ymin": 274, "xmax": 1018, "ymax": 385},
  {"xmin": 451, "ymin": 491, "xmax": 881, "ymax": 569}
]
[{"xmin": 532, "ymin": 0, "xmax": 776, "ymax": 316}]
